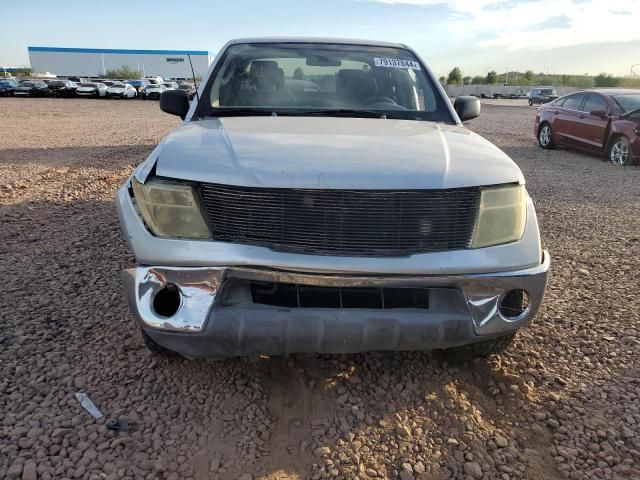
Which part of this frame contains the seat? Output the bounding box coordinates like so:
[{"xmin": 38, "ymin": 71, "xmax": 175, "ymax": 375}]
[{"xmin": 336, "ymin": 69, "xmax": 377, "ymax": 106}]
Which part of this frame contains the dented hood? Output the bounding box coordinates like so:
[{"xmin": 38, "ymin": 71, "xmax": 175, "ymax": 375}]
[{"xmin": 153, "ymin": 116, "xmax": 523, "ymax": 189}]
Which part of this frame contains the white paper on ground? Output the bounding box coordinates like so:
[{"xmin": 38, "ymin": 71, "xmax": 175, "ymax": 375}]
[{"xmin": 75, "ymin": 392, "xmax": 104, "ymax": 419}]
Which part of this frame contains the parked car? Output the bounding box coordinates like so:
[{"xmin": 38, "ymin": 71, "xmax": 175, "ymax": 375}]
[
  {"xmin": 528, "ymin": 87, "xmax": 559, "ymax": 106},
  {"xmin": 47, "ymin": 80, "xmax": 78, "ymax": 98},
  {"xmin": 536, "ymin": 89, "xmax": 640, "ymax": 166},
  {"xmin": 14, "ymin": 80, "xmax": 50, "ymax": 97},
  {"xmin": 125, "ymin": 79, "xmax": 150, "ymax": 97},
  {"xmin": 162, "ymin": 81, "xmax": 178, "ymax": 91},
  {"xmin": 106, "ymin": 82, "xmax": 137, "ymax": 99},
  {"xmin": 176, "ymin": 82, "xmax": 197, "ymax": 99},
  {"xmin": 117, "ymin": 37, "xmax": 550, "ymax": 359},
  {"xmin": 76, "ymin": 82, "xmax": 107, "ymax": 98},
  {"xmin": 143, "ymin": 83, "xmax": 167, "ymax": 99},
  {"xmin": 0, "ymin": 79, "xmax": 18, "ymax": 96},
  {"xmin": 144, "ymin": 75, "xmax": 163, "ymax": 85},
  {"xmin": 102, "ymin": 80, "xmax": 116, "ymax": 87}
]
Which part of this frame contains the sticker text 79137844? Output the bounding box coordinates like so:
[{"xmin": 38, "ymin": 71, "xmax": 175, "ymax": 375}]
[{"xmin": 373, "ymin": 58, "xmax": 421, "ymax": 70}]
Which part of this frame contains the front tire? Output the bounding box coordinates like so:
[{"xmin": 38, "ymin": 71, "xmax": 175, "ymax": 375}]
[
  {"xmin": 538, "ymin": 123, "xmax": 556, "ymax": 149},
  {"xmin": 528, "ymin": 98, "xmax": 533, "ymax": 106},
  {"xmin": 609, "ymin": 136, "xmax": 633, "ymax": 166}
]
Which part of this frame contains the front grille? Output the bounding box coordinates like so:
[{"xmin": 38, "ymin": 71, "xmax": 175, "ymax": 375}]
[
  {"xmin": 199, "ymin": 184, "xmax": 480, "ymax": 257},
  {"xmin": 246, "ymin": 281, "xmax": 429, "ymax": 309}
]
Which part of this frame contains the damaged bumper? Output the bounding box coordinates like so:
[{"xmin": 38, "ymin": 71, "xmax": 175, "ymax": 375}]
[{"xmin": 122, "ymin": 252, "xmax": 550, "ymax": 358}]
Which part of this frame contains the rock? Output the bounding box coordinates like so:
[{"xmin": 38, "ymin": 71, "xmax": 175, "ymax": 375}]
[
  {"xmin": 22, "ymin": 461, "xmax": 37, "ymax": 480},
  {"xmin": 401, "ymin": 462, "xmax": 413, "ymax": 472},
  {"xmin": 463, "ymin": 461, "xmax": 483, "ymax": 479},
  {"xmin": 209, "ymin": 457, "xmax": 221, "ymax": 472},
  {"xmin": 238, "ymin": 474, "xmax": 252, "ymax": 480},
  {"xmin": 365, "ymin": 468, "xmax": 378, "ymax": 477},
  {"xmin": 413, "ymin": 462, "xmax": 425, "ymax": 474},
  {"xmin": 495, "ymin": 434, "xmax": 509, "ymax": 448},
  {"xmin": 6, "ymin": 463, "xmax": 22, "ymax": 479},
  {"xmin": 399, "ymin": 471, "xmax": 414, "ymax": 480},
  {"xmin": 396, "ymin": 425, "xmax": 412, "ymax": 438},
  {"xmin": 314, "ymin": 447, "xmax": 331, "ymax": 458}
]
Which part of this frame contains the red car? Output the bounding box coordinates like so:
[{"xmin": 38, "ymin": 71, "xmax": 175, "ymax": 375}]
[{"xmin": 535, "ymin": 89, "xmax": 640, "ymax": 166}]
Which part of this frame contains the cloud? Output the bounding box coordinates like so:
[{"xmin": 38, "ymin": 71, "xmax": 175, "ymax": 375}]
[{"xmin": 362, "ymin": 0, "xmax": 640, "ymax": 50}]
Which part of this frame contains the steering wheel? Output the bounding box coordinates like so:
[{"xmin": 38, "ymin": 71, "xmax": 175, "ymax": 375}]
[{"xmin": 363, "ymin": 96, "xmax": 398, "ymax": 106}]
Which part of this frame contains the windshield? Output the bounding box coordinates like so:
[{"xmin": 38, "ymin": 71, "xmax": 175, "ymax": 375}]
[
  {"xmin": 49, "ymin": 81, "xmax": 65, "ymax": 87},
  {"xmin": 20, "ymin": 81, "xmax": 35, "ymax": 87},
  {"xmin": 162, "ymin": 83, "xmax": 173, "ymax": 88},
  {"xmin": 540, "ymin": 89, "xmax": 556, "ymax": 95},
  {"xmin": 80, "ymin": 83, "xmax": 96, "ymax": 87},
  {"xmin": 111, "ymin": 83, "xmax": 125, "ymax": 88},
  {"xmin": 178, "ymin": 84, "xmax": 192, "ymax": 90},
  {"xmin": 613, "ymin": 94, "xmax": 640, "ymax": 114},
  {"xmin": 203, "ymin": 42, "xmax": 451, "ymax": 121}
]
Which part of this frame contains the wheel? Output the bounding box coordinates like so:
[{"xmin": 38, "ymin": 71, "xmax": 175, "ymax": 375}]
[
  {"xmin": 141, "ymin": 329, "xmax": 175, "ymax": 356},
  {"xmin": 455, "ymin": 333, "xmax": 516, "ymax": 357},
  {"xmin": 528, "ymin": 99, "xmax": 533, "ymax": 107},
  {"xmin": 609, "ymin": 136, "xmax": 633, "ymax": 166},
  {"xmin": 538, "ymin": 123, "xmax": 556, "ymax": 149}
]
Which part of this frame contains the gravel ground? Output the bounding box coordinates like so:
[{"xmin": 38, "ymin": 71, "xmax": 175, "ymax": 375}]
[{"xmin": 1, "ymin": 98, "xmax": 639, "ymax": 480}]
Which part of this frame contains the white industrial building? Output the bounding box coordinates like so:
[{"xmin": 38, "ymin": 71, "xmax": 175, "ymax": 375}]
[{"xmin": 28, "ymin": 46, "xmax": 212, "ymax": 79}]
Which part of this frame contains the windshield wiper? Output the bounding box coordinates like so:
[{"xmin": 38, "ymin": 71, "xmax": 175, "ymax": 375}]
[
  {"xmin": 208, "ymin": 107, "xmax": 421, "ymax": 120},
  {"xmin": 210, "ymin": 108, "xmax": 275, "ymax": 117},
  {"xmin": 623, "ymin": 107, "xmax": 640, "ymax": 117}
]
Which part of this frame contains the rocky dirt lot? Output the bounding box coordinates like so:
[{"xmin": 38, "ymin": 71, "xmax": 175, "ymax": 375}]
[{"xmin": 1, "ymin": 98, "xmax": 639, "ymax": 480}]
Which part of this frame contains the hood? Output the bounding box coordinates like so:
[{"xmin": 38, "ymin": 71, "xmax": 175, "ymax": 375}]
[
  {"xmin": 153, "ymin": 116, "xmax": 524, "ymax": 190},
  {"xmin": 77, "ymin": 87, "xmax": 96, "ymax": 91}
]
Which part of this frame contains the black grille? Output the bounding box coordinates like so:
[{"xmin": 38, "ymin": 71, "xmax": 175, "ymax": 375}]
[
  {"xmin": 247, "ymin": 282, "xmax": 429, "ymax": 309},
  {"xmin": 199, "ymin": 184, "xmax": 480, "ymax": 257}
]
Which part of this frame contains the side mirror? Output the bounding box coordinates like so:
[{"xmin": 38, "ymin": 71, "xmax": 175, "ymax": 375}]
[
  {"xmin": 454, "ymin": 96, "xmax": 481, "ymax": 122},
  {"xmin": 590, "ymin": 109, "xmax": 607, "ymax": 118},
  {"xmin": 160, "ymin": 89, "xmax": 190, "ymax": 119}
]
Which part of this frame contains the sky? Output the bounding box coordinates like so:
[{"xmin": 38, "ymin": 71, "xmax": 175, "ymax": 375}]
[{"xmin": 0, "ymin": 0, "xmax": 639, "ymax": 77}]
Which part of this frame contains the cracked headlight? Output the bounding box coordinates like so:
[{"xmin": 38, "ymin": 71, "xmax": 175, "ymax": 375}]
[
  {"xmin": 471, "ymin": 184, "xmax": 526, "ymax": 248},
  {"xmin": 131, "ymin": 177, "xmax": 211, "ymax": 239}
]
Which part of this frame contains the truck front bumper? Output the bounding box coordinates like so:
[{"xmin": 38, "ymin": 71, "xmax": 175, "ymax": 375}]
[{"xmin": 122, "ymin": 251, "xmax": 549, "ymax": 358}]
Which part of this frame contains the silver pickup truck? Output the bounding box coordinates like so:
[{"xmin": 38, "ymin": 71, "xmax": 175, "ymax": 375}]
[{"xmin": 117, "ymin": 37, "xmax": 549, "ymax": 359}]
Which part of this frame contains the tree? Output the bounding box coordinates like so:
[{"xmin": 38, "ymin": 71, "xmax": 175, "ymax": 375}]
[
  {"xmin": 104, "ymin": 65, "xmax": 142, "ymax": 79},
  {"xmin": 486, "ymin": 70, "xmax": 497, "ymax": 84},
  {"xmin": 524, "ymin": 70, "xmax": 534, "ymax": 81},
  {"xmin": 594, "ymin": 73, "xmax": 621, "ymax": 87},
  {"xmin": 462, "ymin": 76, "xmax": 472, "ymax": 85},
  {"xmin": 438, "ymin": 76, "xmax": 446, "ymax": 84},
  {"xmin": 447, "ymin": 67, "xmax": 462, "ymax": 85},
  {"xmin": 470, "ymin": 75, "xmax": 485, "ymax": 85}
]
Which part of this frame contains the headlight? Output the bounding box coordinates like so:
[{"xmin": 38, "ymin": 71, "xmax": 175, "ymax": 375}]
[
  {"xmin": 131, "ymin": 177, "xmax": 211, "ymax": 239},
  {"xmin": 471, "ymin": 184, "xmax": 526, "ymax": 248}
]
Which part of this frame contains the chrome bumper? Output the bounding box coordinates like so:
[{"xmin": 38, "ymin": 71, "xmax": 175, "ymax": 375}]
[{"xmin": 122, "ymin": 252, "xmax": 549, "ymax": 357}]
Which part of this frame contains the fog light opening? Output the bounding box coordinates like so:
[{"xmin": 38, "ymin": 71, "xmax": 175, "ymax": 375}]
[
  {"xmin": 152, "ymin": 283, "xmax": 181, "ymax": 317},
  {"xmin": 499, "ymin": 289, "xmax": 529, "ymax": 319}
]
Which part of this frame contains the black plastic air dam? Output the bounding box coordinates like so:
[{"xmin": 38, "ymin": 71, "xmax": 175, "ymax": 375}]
[{"xmin": 142, "ymin": 307, "xmax": 476, "ymax": 358}]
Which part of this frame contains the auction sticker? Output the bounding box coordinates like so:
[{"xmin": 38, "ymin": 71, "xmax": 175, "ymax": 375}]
[{"xmin": 374, "ymin": 58, "xmax": 421, "ymax": 70}]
